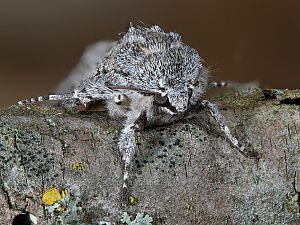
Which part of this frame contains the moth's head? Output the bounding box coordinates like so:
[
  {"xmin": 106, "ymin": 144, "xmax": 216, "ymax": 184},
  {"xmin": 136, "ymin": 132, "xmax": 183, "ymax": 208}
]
[
  {"xmin": 157, "ymin": 46, "xmax": 207, "ymax": 113},
  {"xmin": 123, "ymin": 25, "xmax": 208, "ymax": 112},
  {"xmin": 165, "ymin": 85, "xmax": 190, "ymax": 112}
]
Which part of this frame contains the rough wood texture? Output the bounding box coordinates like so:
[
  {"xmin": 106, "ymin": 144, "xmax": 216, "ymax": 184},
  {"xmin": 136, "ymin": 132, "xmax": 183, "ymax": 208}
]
[{"xmin": 0, "ymin": 89, "xmax": 299, "ymax": 225}]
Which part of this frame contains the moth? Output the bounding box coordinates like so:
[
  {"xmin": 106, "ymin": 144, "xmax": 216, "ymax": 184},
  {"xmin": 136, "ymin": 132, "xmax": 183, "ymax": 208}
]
[{"xmin": 19, "ymin": 25, "xmax": 250, "ymax": 201}]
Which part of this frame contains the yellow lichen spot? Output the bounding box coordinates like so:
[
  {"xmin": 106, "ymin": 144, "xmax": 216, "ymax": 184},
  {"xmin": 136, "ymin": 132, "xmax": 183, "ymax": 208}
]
[
  {"xmin": 55, "ymin": 206, "xmax": 66, "ymax": 212},
  {"xmin": 128, "ymin": 196, "xmax": 137, "ymax": 205},
  {"xmin": 61, "ymin": 188, "xmax": 69, "ymax": 199},
  {"xmin": 42, "ymin": 188, "xmax": 63, "ymax": 206},
  {"xmin": 187, "ymin": 204, "xmax": 194, "ymax": 211},
  {"xmin": 184, "ymin": 203, "xmax": 195, "ymax": 216},
  {"xmin": 70, "ymin": 161, "xmax": 86, "ymax": 171}
]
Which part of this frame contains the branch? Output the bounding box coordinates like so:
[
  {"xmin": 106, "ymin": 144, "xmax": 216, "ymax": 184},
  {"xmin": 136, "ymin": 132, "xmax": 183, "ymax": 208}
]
[{"xmin": 0, "ymin": 88, "xmax": 300, "ymax": 224}]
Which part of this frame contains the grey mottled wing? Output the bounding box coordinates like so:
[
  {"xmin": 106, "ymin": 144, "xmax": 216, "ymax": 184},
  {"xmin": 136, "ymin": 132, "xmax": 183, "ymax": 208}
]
[{"xmin": 92, "ymin": 26, "xmax": 203, "ymax": 93}]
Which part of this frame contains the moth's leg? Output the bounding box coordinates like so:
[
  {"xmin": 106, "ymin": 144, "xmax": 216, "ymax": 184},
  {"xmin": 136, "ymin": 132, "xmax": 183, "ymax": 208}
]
[
  {"xmin": 208, "ymin": 81, "xmax": 259, "ymax": 90},
  {"xmin": 160, "ymin": 106, "xmax": 176, "ymax": 115},
  {"xmin": 119, "ymin": 124, "xmax": 137, "ymax": 190},
  {"xmin": 118, "ymin": 111, "xmax": 145, "ymax": 203},
  {"xmin": 18, "ymin": 86, "xmax": 114, "ymax": 109},
  {"xmin": 17, "ymin": 94, "xmax": 80, "ymax": 108},
  {"xmin": 201, "ymin": 100, "xmax": 247, "ymax": 155},
  {"xmin": 209, "ymin": 81, "xmax": 228, "ymax": 88}
]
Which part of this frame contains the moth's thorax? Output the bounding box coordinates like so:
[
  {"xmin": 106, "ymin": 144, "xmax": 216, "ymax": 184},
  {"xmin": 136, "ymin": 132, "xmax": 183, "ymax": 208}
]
[{"xmin": 91, "ymin": 25, "xmax": 208, "ymax": 113}]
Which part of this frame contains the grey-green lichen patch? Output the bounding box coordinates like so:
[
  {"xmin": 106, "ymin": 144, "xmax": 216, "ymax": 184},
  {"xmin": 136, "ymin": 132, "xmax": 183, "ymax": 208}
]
[
  {"xmin": 97, "ymin": 212, "xmax": 153, "ymax": 225},
  {"xmin": 121, "ymin": 212, "xmax": 153, "ymax": 225},
  {"xmin": 216, "ymin": 88, "xmax": 265, "ymax": 110},
  {"xmin": 0, "ymin": 127, "xmax": 19, "ymax": 171},
  {"xmin": 41, "ymin": 187, "xmax": 86, "ymax": 224},
  {"xmin": 133, "ymin": 124, "xmax": 195, "ymax": 178},
  {"xmin": 0, "ymin": 128, "xmax": 61, "ymax": 196},
  {"xmin": 0, "ymin": 104, "xmax": 66, "ymax": 118},
  {"xmin": 229, "ymin": 161, "xmax": 292, "ymax": 223},
  {"xmin": 285, "ymin": 192, "xmax": 300, "ymax": 216},
  {"xmin": 130, "ymin": 122, "xmax": 215, "ymax": 221}
]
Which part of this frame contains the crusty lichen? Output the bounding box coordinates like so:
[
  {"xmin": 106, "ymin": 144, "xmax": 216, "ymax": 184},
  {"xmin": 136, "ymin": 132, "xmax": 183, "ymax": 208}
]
[
  {"xmin": 216, "ymin": 88, "xmax": 265, "ymax": 109},
  {"xmin": 42, "ymin": 187, "xmax": 83, "ymax": 224},
  {"xmin": 69, "ymin": 161, "xmax": 86, "ymax": 172},
  {"xmin": 121, "ymin": 212, "xmax": 153, "ymax": 225},
  {"xmin": 128, "ymin": 196, "xmax": 137, "ymax": 205},
  {"xmin": 42, "ymin": 187, "xmax": 64, "ymax": 206}
]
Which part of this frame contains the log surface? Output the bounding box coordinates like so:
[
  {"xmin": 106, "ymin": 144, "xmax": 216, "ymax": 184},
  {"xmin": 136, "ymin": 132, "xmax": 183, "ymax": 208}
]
[{"xmin": 0, "ymin": 89, "xmax": 300, "ymax": 225}]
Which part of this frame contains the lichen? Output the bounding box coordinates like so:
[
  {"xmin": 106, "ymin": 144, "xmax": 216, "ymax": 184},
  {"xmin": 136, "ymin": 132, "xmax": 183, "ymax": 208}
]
[
  {"xmin": 42, "ymin": 187, "xmax": 64, "ymax": 206},
  {"xmin": 286, "ymin": 192, "xmax": 300, "ymax": 215},
  {"xmin": 43, "ymin": 187, "xmax": 83, "ymax": 224},
  {"xmin": 121, "ymin": 212, "xmax": 153, "ymax": 225},
  {"xmin": 128, "ymin": 196, "xmax": 137, "ymax": 205},
  {"xmin": 98, "ymin": 221, "xmax": 115, "ymax": 225},
  {"xmin": 216, "ymin": 88, "xmax": 265, "ymax": 109},
  {"xmin": 69, "ymin": 161, "xmax": 86, "ymax": 172}
]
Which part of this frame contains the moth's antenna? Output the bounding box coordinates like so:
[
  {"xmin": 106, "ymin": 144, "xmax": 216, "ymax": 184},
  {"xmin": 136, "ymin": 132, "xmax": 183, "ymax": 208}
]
[{"xmin": 17, "ymin": 94, "xmax": 72, "ymax": 105}]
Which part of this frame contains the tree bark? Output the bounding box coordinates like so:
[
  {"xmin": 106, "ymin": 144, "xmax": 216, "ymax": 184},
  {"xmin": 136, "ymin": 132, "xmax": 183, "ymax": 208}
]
[{"xmin": 0, "ymin": 88, "xmax": 299, "ymax": 225}]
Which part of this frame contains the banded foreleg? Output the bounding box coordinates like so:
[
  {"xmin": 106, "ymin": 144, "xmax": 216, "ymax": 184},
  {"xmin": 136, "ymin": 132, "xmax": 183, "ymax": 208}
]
[
  {"xmin": 201, "ymin": 100, "xmax": 247, "ymax": 155},
  {"xmin": 118, "ymin": 111, "xmax": 146, "ymax": 204}
]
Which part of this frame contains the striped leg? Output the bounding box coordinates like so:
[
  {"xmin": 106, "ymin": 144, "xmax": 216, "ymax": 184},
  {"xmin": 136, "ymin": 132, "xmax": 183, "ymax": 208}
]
[
  {"xmin": 17, "ymin": 84, "xmax": 115, "ymax": 107},
  {"xmin": 17, "ymin": 94, "xmax": 73, "ymax": 105},
  {"xmin": 209, "ymin": 81, "xmax": 228, "ymax": 88},
  {"xmin": 119, "ymin": 125, "xmax": 137, "ymax": 187},
  {"xmin": 118, "ymin": 123, "xmax": 138, "ymax": 205},
  {"xmin": 201, "ymin": 100, "xmax": 247, "ymax": 155},
  {"xmin": 209, "ymin": 80, "xmax": 259, "ymax": 90},
  {"xmin": 118, "ymin": 111, "xmax": 145, "ymax": 204}
]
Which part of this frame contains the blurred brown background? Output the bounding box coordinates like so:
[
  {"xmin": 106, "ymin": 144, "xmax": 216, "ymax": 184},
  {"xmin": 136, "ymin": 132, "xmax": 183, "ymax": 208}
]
[{"xmin": 0, "ymin": 0, "xmax": 299, "ymax": 108}]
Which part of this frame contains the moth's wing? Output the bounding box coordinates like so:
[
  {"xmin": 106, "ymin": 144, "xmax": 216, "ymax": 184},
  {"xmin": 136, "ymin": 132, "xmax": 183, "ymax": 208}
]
[
  {"xmin": 73, "ymin": 81, "xmax": 117, "ymax": 112},
  {"xmin": 77, "ymin": 87, "xmax": 159, "ymax": 112},
  {"xmin": 109, "ymin": 85, "xmax": 160, "ymax": 95},
  {"xmin": 98, "ymin": 28, "xmax": 178, "ymax": 91}
]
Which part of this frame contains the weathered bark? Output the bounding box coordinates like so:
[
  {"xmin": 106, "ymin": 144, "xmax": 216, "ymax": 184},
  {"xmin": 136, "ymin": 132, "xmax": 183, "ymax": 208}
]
[{"xmin": 0, "ymin": 88, "xmax": 299, "ymax": 225}]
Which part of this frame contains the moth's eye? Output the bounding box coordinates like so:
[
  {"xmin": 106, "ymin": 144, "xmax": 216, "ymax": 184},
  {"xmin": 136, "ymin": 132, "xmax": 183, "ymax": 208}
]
[
  {"xmin": 192, "ymin": 80, "xmax": 199, "ymax": 86},
  {"xmin": 154, "ymin": 93, "xmax": 168, "ymax": 104},
  {"xmin": 160, "ymin": 87, "xmax": 166, "ymax": 92},
  {"xmin": 188, "ymin": 88, "xmax": 193, "ymax": 99}
]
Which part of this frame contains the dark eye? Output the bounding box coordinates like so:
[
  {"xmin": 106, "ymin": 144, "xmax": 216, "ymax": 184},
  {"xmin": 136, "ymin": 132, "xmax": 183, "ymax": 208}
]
[
  {"xmin": 188, "ymin": 88, "xmax": 193, "ymax": 100},
  {"xmin": 154, "ymin": 93, "xmax": 168, "ymax": 104},
  {"xmin": 154, "ymin": 93, "xmax": 177, "ymax": 112},
  {"xmin": 193, "ymin": 80, "xmax": 199, "ymax": 86},
  {"xmin": 160, "ymin": 87, "xmax": 166, "ymax": 92}
]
